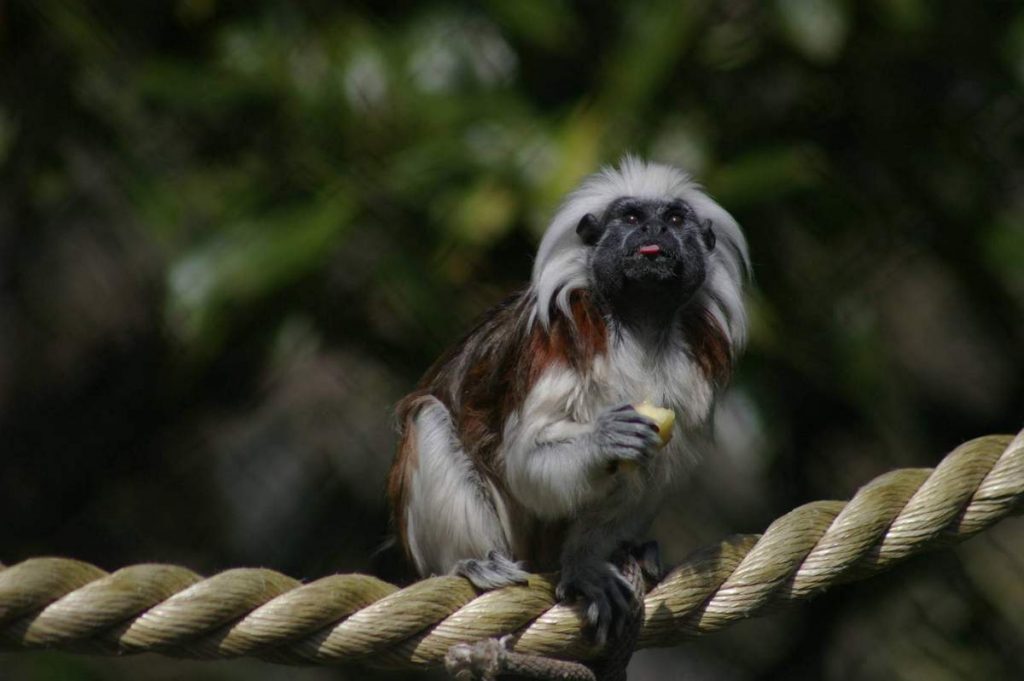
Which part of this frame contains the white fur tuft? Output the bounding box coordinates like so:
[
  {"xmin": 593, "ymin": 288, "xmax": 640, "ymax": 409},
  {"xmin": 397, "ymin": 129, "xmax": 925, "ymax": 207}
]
[{"xmin": 531, "ymin": 156, "xmax": 750, "ymax": 349}]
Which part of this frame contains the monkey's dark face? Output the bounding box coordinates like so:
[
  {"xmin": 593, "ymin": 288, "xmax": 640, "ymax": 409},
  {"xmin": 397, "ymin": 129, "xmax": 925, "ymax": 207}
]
[{"xmin": 577, "ymin": 197, "xmax": 715, "ymax": 325}]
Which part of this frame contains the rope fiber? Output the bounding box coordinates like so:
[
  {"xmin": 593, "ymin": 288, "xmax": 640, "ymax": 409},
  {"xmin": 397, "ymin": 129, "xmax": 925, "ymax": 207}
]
[{"xmin": 1, "ymin": 430, "xmax": 1021, "ymax": 671}]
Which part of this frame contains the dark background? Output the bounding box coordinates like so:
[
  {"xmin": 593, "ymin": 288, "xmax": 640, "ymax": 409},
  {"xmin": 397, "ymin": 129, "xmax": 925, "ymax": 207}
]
[{"xmin": 1, "ymin": 1, "xmax": 1023, "ymax": 679}]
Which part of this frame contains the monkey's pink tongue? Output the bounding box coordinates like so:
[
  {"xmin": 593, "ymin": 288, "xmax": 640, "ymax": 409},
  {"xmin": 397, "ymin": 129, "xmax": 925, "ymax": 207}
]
[{"xmin": 638, "ymin": 244, "xmax": 661, "ymax": 256}]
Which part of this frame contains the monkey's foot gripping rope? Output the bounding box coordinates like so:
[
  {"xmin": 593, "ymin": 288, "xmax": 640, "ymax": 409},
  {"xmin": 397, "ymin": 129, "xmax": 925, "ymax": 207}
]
[
  {"xmin": 1, "ymin": 431, "xmax": 1021, "ymax": 672},
  {"xmin": 443, "ymin": 552, "xmax": 648, "ymax": 681}
]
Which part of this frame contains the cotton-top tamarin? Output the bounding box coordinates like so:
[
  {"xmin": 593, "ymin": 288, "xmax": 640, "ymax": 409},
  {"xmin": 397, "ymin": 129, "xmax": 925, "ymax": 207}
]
[{"xmin": 387, "ymin": 157, "xmax": 749, "ymax": 641}]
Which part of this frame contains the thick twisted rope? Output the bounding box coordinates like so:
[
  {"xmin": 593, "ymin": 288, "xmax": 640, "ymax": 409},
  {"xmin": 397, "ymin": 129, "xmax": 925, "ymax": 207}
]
[{"xmin": 1, "ymin": 430, "xmax": 1021, "ymax": 670}]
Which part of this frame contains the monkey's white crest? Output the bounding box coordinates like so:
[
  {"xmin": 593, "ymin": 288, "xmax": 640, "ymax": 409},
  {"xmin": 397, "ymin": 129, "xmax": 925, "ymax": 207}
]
[{"xmin": 532, "ymin": 156, "xmax": 750, "ymax": 349}]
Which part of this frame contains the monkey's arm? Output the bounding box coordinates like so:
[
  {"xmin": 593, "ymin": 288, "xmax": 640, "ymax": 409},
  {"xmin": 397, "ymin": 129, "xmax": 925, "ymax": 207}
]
[{"xmin": 503, "ymin": 370, "xmax": 660, "ymax": 519}]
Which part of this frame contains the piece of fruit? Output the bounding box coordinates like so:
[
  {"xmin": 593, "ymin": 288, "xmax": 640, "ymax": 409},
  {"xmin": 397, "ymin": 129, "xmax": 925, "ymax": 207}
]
[{"xmin": 634, "ymin": 401, "xmax": 675, "ymax": 447}]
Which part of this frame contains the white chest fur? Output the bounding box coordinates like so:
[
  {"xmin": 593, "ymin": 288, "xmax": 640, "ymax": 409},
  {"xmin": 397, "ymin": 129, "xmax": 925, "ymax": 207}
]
[
  {"xmin": 503, "ymin": 326, "xmax": 715, "ymax": 504},
  {"xmin": 559, "ymin": 327, "xmax": 715, "ymax": 427}
]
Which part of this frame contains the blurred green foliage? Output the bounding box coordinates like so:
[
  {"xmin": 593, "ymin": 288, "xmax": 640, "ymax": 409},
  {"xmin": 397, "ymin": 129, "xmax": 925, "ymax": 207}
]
[{"xmin": 1, "ymin": 1, "xmax": 1023, "ymax": 679}]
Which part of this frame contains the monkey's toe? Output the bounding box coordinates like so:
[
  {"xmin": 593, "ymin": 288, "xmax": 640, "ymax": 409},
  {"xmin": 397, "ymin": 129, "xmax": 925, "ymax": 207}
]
[
  {"xmin": 453, "ymin": 550, "xmax": 530, "ymax": 590},
  {"xmin": 625, "ymin": 539, "xmax": 664, "ymax": 582}
]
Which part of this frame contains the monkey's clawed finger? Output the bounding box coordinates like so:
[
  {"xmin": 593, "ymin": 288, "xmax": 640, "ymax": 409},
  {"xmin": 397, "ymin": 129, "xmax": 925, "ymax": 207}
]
[
  {"xmin": 603, "ymin": 403, "xmax": 662, "ymax": 431},
  {"xmin": 609, "ymin": 402, "xmax": 662, "ymax": 424}
]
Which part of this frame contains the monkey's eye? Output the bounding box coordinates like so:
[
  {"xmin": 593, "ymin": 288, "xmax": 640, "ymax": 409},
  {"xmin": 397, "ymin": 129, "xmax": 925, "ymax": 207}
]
[
  {"xmin": 623, "ymin": 212, "xmax": 640, "ymax": 225},
  {"xmin": 666, "ymin": 212, "xmax": 685, "ymax": 226}
]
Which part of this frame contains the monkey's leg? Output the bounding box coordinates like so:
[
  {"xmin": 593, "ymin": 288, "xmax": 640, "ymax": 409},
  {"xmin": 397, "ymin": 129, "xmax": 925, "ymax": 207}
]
[
  {"xmin": 404, "ymin": 398, "xmax": 526, "ymax": 588},
  {"xmin": 555, "ymin": 498, "xmax": 660, "ymax": 645}
]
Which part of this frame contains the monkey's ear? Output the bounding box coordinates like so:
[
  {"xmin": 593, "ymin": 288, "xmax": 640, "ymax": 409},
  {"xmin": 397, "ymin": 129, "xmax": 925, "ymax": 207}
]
[
  {"xmin": 701, "ymin": 219, "xmax": 716, "ymax": 251},
  {"xmin": 576, "ymin": 213, "xmax": 603, "ymax": 246}
]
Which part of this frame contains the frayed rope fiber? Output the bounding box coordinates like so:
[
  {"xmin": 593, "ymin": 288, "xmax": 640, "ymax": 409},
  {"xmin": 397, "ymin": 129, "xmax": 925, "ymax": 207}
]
[{"xmin": 1, "ymin": 430, "xmax": 1021, "ymax": 670}]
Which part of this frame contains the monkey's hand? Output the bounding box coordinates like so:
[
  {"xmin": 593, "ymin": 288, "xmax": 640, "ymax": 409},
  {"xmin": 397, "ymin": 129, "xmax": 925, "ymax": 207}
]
[
  {"xmin": 593, "ymin": 403, "xmax": 661, "ymax": 470},
  {"xmin": 556, "ymin": 558, "xmax": 634, "ymax": 646}
]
